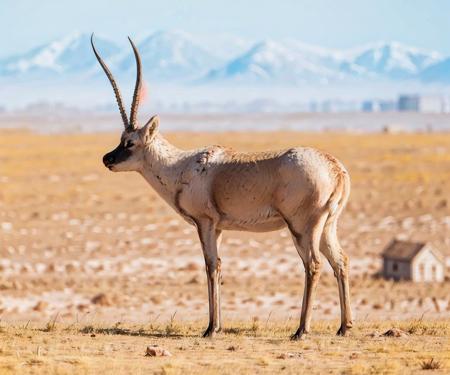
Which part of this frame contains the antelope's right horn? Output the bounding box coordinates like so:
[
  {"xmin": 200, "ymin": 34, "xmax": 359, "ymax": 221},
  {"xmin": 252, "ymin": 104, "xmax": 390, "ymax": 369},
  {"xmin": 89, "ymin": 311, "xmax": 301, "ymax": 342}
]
[{"xmin": 128, "ymin": 37, "xmax": 142, "ymax": 130}]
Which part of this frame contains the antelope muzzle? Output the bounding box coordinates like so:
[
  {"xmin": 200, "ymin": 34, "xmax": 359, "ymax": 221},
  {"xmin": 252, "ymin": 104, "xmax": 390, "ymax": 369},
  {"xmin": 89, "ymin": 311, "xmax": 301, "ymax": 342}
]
[{"xmin": 102, "ymin": 144, "xmax": 132, "ymax": 170}]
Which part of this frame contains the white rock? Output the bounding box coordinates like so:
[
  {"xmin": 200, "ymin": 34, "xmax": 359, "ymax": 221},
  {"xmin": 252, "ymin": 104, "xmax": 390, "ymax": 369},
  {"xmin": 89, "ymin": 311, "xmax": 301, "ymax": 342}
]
[{"xmin": 1, "ymin": 222, "xmax": 12, "ymax": 231}]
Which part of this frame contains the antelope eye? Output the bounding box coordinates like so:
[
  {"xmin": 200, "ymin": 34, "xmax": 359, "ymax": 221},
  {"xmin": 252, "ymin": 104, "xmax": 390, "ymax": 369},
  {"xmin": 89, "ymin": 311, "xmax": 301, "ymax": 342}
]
[{"xmin": 125, "ymin": 141, "xmax": 134, "ymax": 148}]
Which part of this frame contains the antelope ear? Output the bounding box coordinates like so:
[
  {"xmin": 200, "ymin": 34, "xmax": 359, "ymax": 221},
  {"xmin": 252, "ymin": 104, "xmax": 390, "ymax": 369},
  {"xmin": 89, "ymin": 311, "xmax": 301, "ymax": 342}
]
[{"xmin": 139, "ymin": 115, "xmax": 160, "ymax": 144}]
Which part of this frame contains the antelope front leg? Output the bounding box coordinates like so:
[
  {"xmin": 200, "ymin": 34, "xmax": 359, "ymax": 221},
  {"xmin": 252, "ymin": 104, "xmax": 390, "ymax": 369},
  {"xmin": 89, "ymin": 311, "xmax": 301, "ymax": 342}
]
[{"xmin": 197, "ymin": 219, "xmax": 222, "ymax": 337}]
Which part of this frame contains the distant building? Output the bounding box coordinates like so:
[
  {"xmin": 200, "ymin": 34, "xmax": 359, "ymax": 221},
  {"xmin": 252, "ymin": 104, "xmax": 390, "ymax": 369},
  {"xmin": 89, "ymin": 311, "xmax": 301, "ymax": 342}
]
[
  {"xmin": 398, "ymin": 95, "xmax": 419, "ymax": 111},
  {"xmin": 397, "ymin": 94, "xmax": 443, "ymax": 113},
  {"xmin": 379, "ymin": 100, "xmax": 397, "ymax": 112},
  {"xmin": 321, "ymin": 100, "xmax": 334, "ymax": 112},
  {"xmin": 362, "ymin": 100, "xmax": 380, "ymax": 112},
  {"xmin": 362, "ymin": 99, "xmax": 397, "ymax": 112},
  {"xmin": 418, "ymin": 96, "xmax": 443, "ymax": 113},
  {"xmin": 382, "ymin": 239, "xmax": 445, "ymax": 282},
  {"xmin": 309, "ymin": 101, "xmax": 319, "ymax": 112}
]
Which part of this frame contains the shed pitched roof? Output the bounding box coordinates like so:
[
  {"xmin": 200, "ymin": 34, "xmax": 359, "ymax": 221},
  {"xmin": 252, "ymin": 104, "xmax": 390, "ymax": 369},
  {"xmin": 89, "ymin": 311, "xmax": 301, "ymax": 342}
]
[{"xmin": 382, "ymin": 239, "xmax": 427, "ymax": 261}]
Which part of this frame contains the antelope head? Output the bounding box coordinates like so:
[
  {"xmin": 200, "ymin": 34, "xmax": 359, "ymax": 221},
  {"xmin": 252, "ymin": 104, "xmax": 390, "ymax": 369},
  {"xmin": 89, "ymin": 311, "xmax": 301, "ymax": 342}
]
[{"xmin": 91, "ymin": 34, "xmax": 159, "ymax": 172}]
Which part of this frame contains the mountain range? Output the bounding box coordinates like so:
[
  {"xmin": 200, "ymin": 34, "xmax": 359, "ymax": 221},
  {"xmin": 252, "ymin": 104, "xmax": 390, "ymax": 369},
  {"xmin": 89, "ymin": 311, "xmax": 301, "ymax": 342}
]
[{"xmin": 0, "ymin": 30, "xmax": 448, "ymax": 86}]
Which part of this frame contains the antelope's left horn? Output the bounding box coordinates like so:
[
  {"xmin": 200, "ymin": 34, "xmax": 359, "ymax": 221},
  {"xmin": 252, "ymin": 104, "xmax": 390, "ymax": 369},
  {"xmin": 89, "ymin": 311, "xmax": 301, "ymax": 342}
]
[{"xmin": 128, "ymin": 37, "xmax": 142, "ymax": 130}]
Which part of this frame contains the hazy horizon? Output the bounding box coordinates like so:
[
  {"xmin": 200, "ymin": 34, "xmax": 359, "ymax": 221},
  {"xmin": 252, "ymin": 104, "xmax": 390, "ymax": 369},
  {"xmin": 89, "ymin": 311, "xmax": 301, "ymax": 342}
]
[{"xmin": 1, "ymin": 2, "xmax": 450, "ymax": 113}]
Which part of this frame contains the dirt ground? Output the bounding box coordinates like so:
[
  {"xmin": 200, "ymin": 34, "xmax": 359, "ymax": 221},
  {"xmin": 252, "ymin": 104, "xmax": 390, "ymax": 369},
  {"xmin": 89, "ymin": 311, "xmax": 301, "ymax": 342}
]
[
  {"xmin": 0, "ymin": 320, "xmax": 449, "ymax": 374},
  {"xmin": 0, "ymin": 129, "xmax": 449, "ymax": 373}
]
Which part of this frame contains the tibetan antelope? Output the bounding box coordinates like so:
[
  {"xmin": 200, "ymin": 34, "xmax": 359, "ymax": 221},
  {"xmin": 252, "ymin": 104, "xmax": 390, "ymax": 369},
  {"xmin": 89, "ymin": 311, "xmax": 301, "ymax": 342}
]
[{"xmin": 91, "ymin": 34, "xmax": 353, "ymax": 339}]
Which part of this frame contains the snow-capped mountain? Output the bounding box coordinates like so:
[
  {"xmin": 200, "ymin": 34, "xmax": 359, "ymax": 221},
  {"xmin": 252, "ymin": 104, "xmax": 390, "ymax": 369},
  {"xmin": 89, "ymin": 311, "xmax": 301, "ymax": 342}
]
[
  {"xmin": 0, "ymin": 32, "xmax": 120, "ymax": 77},
  {"xmin": 118, "ymin": 30, "xmax": 222, "ymax": 81},
  {"xmin": 420, "ymin": 57, "xmax": 450, "ymax": 83},
  {"xmin": 340, "ymin": 42, "xmax": 442, "ymax": 79},
  {"xmin": 204, "ymin": 40, "xmax": 444, "ymax": 85},
  {"xmin": 0, "ymin": 31, "xmax": 448, "ymax": 86},
  {"xmin": 205, "ymin": 40, "xmax": 339, "ymax": 84}
]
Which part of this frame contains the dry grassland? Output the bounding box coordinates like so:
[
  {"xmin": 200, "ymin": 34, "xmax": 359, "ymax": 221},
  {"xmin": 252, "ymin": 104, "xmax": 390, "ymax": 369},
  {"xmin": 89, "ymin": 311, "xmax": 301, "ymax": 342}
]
[
  {"xmin": 0, "ymin": 320, "xmax": 449, "ymax": 374},
  {"xmin": 0, "ymin": 129, "xmax": 449, "ymax": 373}
]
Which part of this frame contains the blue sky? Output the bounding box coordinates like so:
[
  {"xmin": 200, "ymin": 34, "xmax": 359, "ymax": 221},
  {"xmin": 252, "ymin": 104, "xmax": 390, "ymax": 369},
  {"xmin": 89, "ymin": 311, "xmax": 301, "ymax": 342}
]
[{"xmin": 1, "ymin": 0, "xmax": 450, "ymax": 57}]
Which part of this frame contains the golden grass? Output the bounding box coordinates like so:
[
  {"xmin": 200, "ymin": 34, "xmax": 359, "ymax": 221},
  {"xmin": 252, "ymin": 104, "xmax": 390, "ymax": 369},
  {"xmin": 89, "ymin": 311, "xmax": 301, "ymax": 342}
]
[
  {"xmin": 0, "ymin": 320, "xmax": 448, "ymax": 374},
  {"xmin": 0, "ymin": 130, "xmax": 448, "ymax": 223}
]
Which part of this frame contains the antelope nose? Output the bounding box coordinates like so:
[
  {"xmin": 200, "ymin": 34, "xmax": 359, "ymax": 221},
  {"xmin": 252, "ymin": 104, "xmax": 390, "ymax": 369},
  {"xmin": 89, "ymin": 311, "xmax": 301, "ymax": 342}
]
[{"xmin": 103, "ymin": 153, "xmax": 115, "ymax": 166}]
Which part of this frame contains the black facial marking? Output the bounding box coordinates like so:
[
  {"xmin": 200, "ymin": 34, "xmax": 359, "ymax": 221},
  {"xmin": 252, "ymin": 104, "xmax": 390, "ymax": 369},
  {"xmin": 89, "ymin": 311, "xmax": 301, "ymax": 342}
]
[{"xmin": 102, "ymin": 142, "xmax": 133, "ymax": 167}]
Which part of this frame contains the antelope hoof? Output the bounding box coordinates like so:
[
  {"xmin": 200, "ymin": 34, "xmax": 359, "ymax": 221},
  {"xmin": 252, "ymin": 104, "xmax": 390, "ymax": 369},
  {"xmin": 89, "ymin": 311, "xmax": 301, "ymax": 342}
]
[
  {"xmin": 336, "ymin": 323, "xmax": 352, "ymax": 336},
  {"xmin": 202, "ymin": 325, "xmax": 221, "ymax": 338},
  {"xmin": 290, "ymin": 327, "xmax": 308, "ymax": 341}
]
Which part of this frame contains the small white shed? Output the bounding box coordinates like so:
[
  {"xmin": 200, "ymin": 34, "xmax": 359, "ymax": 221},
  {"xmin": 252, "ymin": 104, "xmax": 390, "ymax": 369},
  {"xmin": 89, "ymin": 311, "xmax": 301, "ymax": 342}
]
[{"xmin": 382, "ymin": 239, "xmax": 445, "ymax": 282}]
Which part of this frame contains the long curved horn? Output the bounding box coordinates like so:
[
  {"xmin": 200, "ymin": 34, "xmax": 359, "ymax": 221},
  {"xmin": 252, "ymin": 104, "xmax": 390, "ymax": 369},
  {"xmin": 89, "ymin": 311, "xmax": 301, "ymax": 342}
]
[
  {"xmin": 128, "ymin": 37, "xmax": 142, "ymax": 129},
  {"xmin": 91, "ymin": 33, "xmax": 129, "ymax": 129}
]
